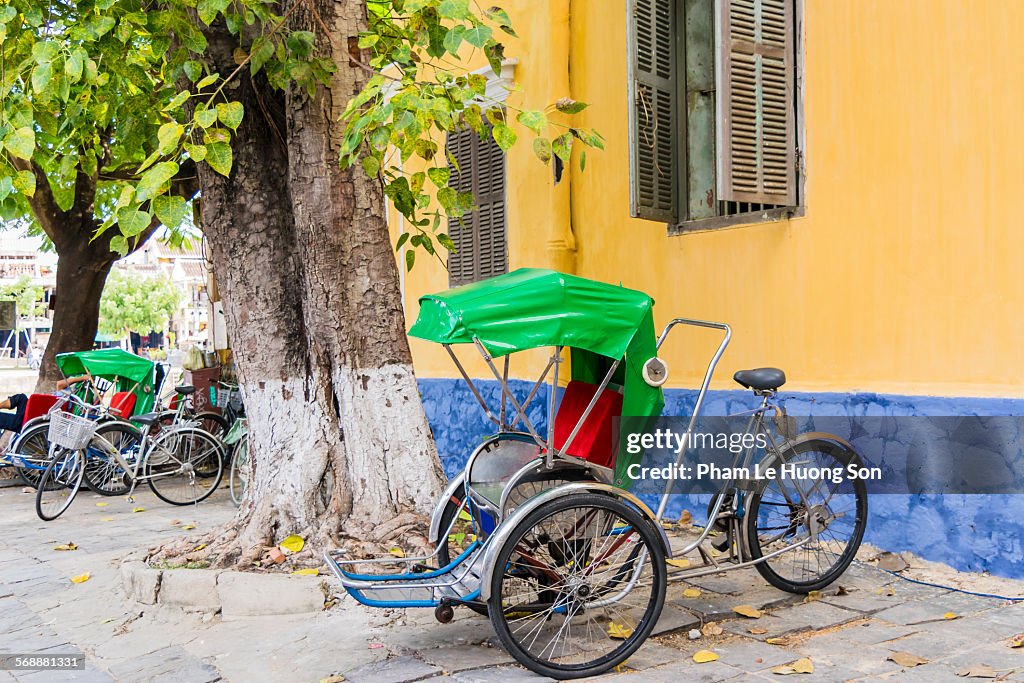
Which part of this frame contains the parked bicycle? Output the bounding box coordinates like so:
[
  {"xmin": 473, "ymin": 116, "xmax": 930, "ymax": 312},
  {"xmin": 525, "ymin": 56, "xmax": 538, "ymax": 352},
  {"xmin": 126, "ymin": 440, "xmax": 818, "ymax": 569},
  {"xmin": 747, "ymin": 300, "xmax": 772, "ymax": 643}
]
[{"xmin": 225, "ymin": 417, "xmax": 249, "ymax": 506}]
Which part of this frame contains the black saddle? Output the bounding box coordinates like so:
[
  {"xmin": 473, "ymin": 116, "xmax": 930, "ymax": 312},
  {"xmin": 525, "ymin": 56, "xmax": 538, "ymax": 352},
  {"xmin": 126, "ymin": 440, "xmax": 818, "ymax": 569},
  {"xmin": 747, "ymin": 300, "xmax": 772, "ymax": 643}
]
[
  {"xmin": 175, "ymin": 385, "xmax": 195, "ymax": 395},
  {"xmin": 733, "ymin": 367, "xmax": 786, "ymax": 392},
  {"xmin": 131, "ymin": 412, "xmax": 162, "ymax": 426}
]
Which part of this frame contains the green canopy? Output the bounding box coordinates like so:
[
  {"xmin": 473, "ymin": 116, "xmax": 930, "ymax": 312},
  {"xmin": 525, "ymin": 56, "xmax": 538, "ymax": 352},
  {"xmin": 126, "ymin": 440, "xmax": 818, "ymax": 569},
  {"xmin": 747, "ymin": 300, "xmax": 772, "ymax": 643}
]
[
  {"xmin": 410, "ymin": 268, "xmax": 665, "ymax": 482},
  {"xmin": 56, "ymin": 348, "xmax": 157, "ymax": 415}
]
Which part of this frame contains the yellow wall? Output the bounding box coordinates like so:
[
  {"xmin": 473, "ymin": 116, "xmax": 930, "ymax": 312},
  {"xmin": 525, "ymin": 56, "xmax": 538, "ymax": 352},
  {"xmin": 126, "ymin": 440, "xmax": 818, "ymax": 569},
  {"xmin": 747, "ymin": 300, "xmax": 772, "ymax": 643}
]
[{"xmin": 396, "ymin": 0, "xmax": 1024, "ymax": 398}]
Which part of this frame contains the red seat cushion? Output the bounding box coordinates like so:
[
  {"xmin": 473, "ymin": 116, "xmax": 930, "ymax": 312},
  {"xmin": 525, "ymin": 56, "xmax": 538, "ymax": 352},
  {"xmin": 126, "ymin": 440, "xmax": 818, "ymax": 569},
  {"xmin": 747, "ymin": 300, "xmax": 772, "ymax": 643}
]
[
  {"xmin": 110, "ymin": 392, "xmax": 137, "ymax": 418},
  {"xmin": 553, "ymin": 380, "xmax": 623, "ymax": 469},
  {"xmin": 22, "ymin": 394, "xmax": 61, "ymax": 426}
]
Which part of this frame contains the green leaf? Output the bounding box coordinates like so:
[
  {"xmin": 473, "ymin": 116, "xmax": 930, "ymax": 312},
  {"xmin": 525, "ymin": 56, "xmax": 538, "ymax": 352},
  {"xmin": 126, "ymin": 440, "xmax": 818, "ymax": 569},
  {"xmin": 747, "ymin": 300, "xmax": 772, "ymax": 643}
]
[
  {"xmin": 492, "ymin": 123, "xmax": 516, "ymax": 152},
  {"xmin": 0, "ymin": 177, "xmax": 11, "ymax": 202},
  {"xmin": 439, "ymin": 0, "xmax": 471, "ymax": 19},
  {"xmin": 580, "ymin": 149, "xmax": 586, "ymax": 171},
  {"xmin": 437, "ymin": 186, "xmax": 457, "ymax": 212},
  {"xmin": 32, "ymin": 41, "xmax": 59, "ymax": 65},
  {"xmin": 484, "ymin": 7, "xmax": 512, "ymax": 26},
  {"xmin": 109, "ymin": 235, "xmax": 129, "ymax": 256},
  {"xmin": 533, "ymin": 137, "xmax": 552, "ymax": 163},
  {"xmin": 427, "ymin": 167, "xmax": 450, "ymax": 187},
  {"xmin": 65, "ymin": 49, "xmax": 85, "ymax": 83},
  {"xmin": 163, "ymin": 90, "xmax": 190, "ymax": 112},
  {"xmin": 117, "ymin": 208, "xmax": 152, "ymax": 237},
  {"xmin": 12, "ymin": 170, "xmax": 35, "ymax": 197},
  {"xmin": 463, "ymin": 25, "xmax": 493, "ymax": 48},
  {"xmin": 250, "ymin": 38, "xmax": 275, "ymax": 75},
  {"xmin": 195, "ymin": 107, "xmax": 219, "ymax": 128},
  {"xmin": 287, "ymin": 31, "xmax": 316, "ymax": 58},
  {"xmin": 395, "ymin": 232, "xmax": 410, "ymax": 251},
  {"xmin": 197, "ymin": 0, "xmax": 230, "ymax": 24},
  {"xmin": 31, "ymin": 63, "xmax": 53, "ymax": 94},
  {"xmin": 216, "ymin": 102, "xmax": 244, "ymax": 130},
  {"xmin": 443, "ymin": 26, "xmax": 465, "ymax": 54},
  {"xmin": 437, "ymin": 232, "xmax": 456, "ymax": 252},
  {"xmin": 552, "ymin": 132, "xmax": 573, "ymax": 161},
  {"xmin": 361, "ymin": 155, "xmax": 381, "ymax": 177},
  {"xmin": 4, "ymin": 127, "xmax": 35, "ymax": 160},
  {"xmin": 405, "ymin": 248, "xmax": 415, "ymax": 271},
  {"xmin": 483, "ymin": 39, "xmax": 505, "ymax": 73},
  {"xmin": 152, "ymin": 195, "xmax": 189, "ymax": 228},
  {"xmin": 183, "ymin": 61, "xmax": 204, "ymax": 83},
  {"xmin": 554, "ymin": 98, "xmax": 588, "ymax": 114},
  {"xmin": 196, "ymin": 73, "xmax": 219, "ymax": 90},
  {"xmin": 205, "ymin": 142, "xmax": 233, "ymax": 176},
  {"xmin": 184, "ymin": 143, "xmax": 207, "ymax": 162},
  {"xmin": 357, "ymin": 33, "xmax": 380, "ymax": 49},
  {"xmin": 516, "ymin": 110, "xmax": 547, "ymax": 135},
  {"xmin": 136, "ymin": 161, "xmax": 179, "ymax": 201},
  {"xmin": 157, "ymin": 123, "xmax": 184, "ymax": 155},
  {"xmin": 0, "ymin": 6, "xmax": 17, "ymax": 23}
]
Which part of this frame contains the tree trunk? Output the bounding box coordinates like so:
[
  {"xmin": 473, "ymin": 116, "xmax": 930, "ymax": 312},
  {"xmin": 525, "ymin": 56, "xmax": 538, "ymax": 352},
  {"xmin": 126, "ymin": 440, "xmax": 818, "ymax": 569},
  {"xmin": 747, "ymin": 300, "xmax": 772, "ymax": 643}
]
[
  {"xmin": 284, "ymin": 0, "xmax": 445, "ymax": 531},
  {"xmin": 36, "ymin": 246, "xmax": 115, "ymax": 390}
]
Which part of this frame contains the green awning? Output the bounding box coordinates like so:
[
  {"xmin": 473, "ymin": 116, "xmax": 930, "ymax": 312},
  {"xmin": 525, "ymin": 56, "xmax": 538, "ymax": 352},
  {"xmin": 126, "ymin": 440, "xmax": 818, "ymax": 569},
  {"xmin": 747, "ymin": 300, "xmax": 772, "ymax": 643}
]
[{"xmin": 55, "ymin": 348, "xmax": 157, "ymax": 415}]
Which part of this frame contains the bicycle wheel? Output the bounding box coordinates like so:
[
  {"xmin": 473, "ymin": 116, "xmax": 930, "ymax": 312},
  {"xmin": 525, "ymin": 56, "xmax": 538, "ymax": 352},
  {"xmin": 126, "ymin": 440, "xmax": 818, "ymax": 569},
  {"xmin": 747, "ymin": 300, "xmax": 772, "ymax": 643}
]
[
  {"xmin": 10, "ymin": 422, "xmax": 52, "ymax": 488},
  {"xmin": 35, "ymin": 448, "xmax": 86, "ymax": 521},
  {"xmin": 193, "ymin": 411, "xmax": 228, "ymax": 440},
  {"xmin": 83, "ymin": 422, "xmax": 140, "ymax": 496},
  {"xmin": 228, "ymin": 433, "xmax": 249, "ymax": 506},
  {"xmin": 745, "ymin": 437, "xmax": 869, "ymax": 594},
  {"xmin": 488, "ymin": 492, "xmax": 667, "ymax": 679},
  {"xmin": 146, "ymin": 427, "xmax": 224, "ymax": 505}
]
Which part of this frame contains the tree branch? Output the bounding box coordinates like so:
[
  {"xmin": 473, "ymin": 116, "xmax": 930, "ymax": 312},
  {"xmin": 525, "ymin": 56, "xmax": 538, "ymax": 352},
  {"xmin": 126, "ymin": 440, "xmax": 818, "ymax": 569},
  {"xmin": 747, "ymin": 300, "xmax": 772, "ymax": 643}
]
[{"xmin": 11, "ymin": 157, "xmax": 69, "ymax": 248}]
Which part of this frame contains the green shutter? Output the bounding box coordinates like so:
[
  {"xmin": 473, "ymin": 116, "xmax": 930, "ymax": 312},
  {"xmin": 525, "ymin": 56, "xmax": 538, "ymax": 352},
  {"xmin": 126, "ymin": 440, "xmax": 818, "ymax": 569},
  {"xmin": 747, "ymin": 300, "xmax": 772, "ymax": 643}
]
[
  {"xmin": 629, "ymin": 0, "xmax": 678, "ymax": 223},
  {"xmin": 717, "ymin": 0, "xmax": 797, "ymax": 205}
]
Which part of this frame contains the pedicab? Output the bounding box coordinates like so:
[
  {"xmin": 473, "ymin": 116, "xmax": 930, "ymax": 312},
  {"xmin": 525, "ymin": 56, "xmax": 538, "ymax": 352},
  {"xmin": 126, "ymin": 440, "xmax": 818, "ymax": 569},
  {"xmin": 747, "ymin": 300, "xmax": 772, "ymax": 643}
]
[
  {"xmin": 3, "ymin": 349, "xmax": 159, "ymax": 490},
  {"xmin": 325, "ymin": 269, "xmax": 868, "ymax": 679}
]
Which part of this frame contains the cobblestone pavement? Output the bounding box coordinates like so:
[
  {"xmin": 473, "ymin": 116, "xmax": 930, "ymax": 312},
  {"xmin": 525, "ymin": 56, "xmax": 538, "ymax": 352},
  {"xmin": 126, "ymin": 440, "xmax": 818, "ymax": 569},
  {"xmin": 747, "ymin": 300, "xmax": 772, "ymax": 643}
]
[{"xmin": 2, "ymin": 481, "xmax": 1022, "ymax": 682}]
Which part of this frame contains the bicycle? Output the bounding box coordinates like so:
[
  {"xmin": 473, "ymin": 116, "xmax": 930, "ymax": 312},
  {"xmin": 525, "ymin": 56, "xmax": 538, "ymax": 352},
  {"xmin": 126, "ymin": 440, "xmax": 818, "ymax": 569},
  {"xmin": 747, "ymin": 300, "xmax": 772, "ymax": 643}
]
[
  {"xmin": 36, "ymin": 395, "xmax": 225, "ymax": 521},
  {"xmin": 225, "ymin": 417, "xmax": 249, "ymax": 506}
]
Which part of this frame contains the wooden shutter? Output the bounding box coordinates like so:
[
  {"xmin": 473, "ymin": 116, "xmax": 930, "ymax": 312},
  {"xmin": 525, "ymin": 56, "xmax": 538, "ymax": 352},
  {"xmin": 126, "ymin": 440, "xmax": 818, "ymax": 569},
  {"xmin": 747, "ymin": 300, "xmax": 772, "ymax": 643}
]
[
  {"xmin": 629, "ymin": 0, "xmax": 678, "ymax": 223},
  {"xmin": 446, "ymin": 125, "xmax": 507, "ymax": 287},
  {"xmin": 717, "ymin": 0, "xmax": 796, "ymax": 205}
]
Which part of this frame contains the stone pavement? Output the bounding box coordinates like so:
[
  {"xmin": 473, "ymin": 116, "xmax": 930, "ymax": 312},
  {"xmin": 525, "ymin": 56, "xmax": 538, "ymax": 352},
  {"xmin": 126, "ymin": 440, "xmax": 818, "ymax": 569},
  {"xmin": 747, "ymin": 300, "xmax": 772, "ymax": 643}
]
[{"xmin": 1, "ymin": 481, "xmax": 1022, "ymax": 682}]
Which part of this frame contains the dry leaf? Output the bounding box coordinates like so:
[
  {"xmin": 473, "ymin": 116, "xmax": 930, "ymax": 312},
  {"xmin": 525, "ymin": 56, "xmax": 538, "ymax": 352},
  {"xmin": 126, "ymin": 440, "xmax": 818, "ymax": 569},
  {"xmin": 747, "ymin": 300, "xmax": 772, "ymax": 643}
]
[
  {"xmin": 193, "ymin": 543, "xmax": 207, "ymax": 552},
  {"xmin": 773, "ymin": 657, "xmax": 814, "ymax": 675},
  {"xmin": 54, "ymin": 542, "xmax": 78, "ymax": 551},
  {"xmin": 956, "ymin": 664, "xmax": 999, "ymax": 678},
  {"xmin": 22, "ymin": 487, "xmax": 32, "ymax": 493},
  {"xmin": 71, "ymin": 573, "xmax": 91, "ymax": 584},
  {"xmin": 132, "ymin": 507, "xmax": 145, "ymax": 513},
  {"xmin": 877, "ymin": 552, "xmax": 908, "ymax": 572},
  {"xmin": 280, "ymin": 535, "xmax": 305, "ymax": 553},
  {"xmin": 888, "ymin": 652, "xmax": 928, "ymax": 667},
  {"xmin": 319, "ymin": 676, "xmax": 346, "ymax": 683},
  {"xmin": 766, "ymin": 637, "xmax": 788, "ymax": 645},
  {"xmin": 804, "ymin": 590, "xmax": 822, "ymax": 603},
  {"xmin": 388, "ymin": 547, "xmax": 405, "ymax": 558},
  {"xmin": 679, "ymin": 510, "xmax": 693, "ymax": 524},
  {"xmin": 181, "ymin": 525, "xmax": 196, "ymax": 530},
  {"xmin": 683, "ymin": 588, "xmax": 702, "ymax": 598},
  {"xmin": 667, "ymin": 558, "xmax": 691, "ymax": 569},
  {"xmin": 607, "ymin": 622, "xmax": 634, "ymax": 639},
  {"xmin": 170, "ymin": 519, "xmax": 181, "ymax": 525},
  {"xmin": 733, "ymin": 604, "xmax": 763, "ymax": 618},
  {"xmin": 702, "ymin": 623, "xmax": 724, "ymax": 636},
  {"xmin": 101, "ymin": 617, "xmax": 116, "ymax": 624},
  {"xmin": 292, "ymin": 568, "xmax": 320, "ymax": 576},
  {"xmin": 102, "ymin": 517, "xmax": 114, "ymax": 522},
  {"xmin": 95, "ymin": 502, "xmax": 108, "ymax": 507},
  {"xmin": 1008, "ymin": 633, "xmax": 1024, "ymax": 648},
  {"xmin": 835, "ymin": 585, "xmax": 849, "ymax": 596},
  {"xmin": 943, "ymin": 612, "xmax": 958, "ymax": 620},
  {"xmin": 692, "ymin": 650, "xmax": 719, "ymax": 664},
  {"xmin": 749, "ymin": 627, "xmax": 768, "ymax": 635}
]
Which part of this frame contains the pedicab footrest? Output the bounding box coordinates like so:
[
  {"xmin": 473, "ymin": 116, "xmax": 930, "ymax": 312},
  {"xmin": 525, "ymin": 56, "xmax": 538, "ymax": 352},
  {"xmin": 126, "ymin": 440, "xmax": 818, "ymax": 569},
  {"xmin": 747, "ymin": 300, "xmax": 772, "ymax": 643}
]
[{"xmin": 324, "ymin": 545, "xmax": 483, "ymax": 608}]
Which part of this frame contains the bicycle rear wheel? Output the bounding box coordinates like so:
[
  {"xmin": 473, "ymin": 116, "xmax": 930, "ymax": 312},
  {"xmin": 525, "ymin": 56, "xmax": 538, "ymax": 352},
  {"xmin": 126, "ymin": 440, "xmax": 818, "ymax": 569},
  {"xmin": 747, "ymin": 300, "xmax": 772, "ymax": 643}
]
[
  {"xmin": 146, "ymin": 428, "xmax": 224, "ymax": 505},
  {"xmin": 83, "ymin": 422, "xmax": 140, "ymax": 496},
  {"xmin": 35, "ymin": 448, "xmax": 85, "ymax": 521},
  {"xmin": 228, "ymin": 433, "xmax": 249, "ymax": 506},
  {"xmin": 10, "ymin": 423, "xmax": 51, "ymax": 488}
]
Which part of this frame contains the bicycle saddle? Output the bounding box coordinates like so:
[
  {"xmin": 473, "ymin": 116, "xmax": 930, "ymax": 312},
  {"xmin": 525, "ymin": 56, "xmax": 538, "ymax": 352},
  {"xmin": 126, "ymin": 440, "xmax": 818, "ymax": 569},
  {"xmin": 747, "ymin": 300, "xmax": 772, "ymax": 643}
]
[
  {"xmin": 175, "ymin": 385, "xmax": 196, "ymax": 395},
  {"xmin": 131, "ymin": 412, "xmax": 162, "ymax": 426},
  {"xmin": 733, "ymin": 367, "xmax": 786, "ymax": 391}
]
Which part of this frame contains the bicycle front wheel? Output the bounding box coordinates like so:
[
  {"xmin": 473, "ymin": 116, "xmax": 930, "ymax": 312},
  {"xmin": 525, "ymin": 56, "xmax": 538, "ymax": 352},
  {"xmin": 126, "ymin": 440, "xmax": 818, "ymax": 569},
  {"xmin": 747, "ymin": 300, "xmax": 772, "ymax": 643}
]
[
  {"xmin": 83, "ymin": 422, "xmax": 141, "ymax": 496},
  {"xmin": 35, "ymin": 448, "xmax": 86, "ymax": 521},
  {"xmin": 146, "ymin": 428, "xmax": 224, "ymax": 505},
  {"xmin": 228, "ymin": 433, "xmax": 249, "ymax": 506}
]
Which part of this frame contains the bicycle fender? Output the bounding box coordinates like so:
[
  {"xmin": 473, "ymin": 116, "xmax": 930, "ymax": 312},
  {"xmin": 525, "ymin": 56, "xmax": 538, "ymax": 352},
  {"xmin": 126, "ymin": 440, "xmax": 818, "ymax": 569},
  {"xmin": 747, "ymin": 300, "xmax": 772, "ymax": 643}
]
[
  {"xmin": 428, "ymin": 470, "xmax": 468, "ymax": 546},
  {"xmin": 477, "ymin": 482, "xmax": 672, "ymax": 602}
]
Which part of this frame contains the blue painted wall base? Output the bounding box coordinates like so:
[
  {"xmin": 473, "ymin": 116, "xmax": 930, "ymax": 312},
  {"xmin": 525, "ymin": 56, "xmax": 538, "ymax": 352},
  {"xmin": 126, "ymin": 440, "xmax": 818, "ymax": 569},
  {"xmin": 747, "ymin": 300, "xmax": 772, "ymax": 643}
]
[{"xmin": 418, "ymin": 379, "xmax": 1024, "ymax": 579}]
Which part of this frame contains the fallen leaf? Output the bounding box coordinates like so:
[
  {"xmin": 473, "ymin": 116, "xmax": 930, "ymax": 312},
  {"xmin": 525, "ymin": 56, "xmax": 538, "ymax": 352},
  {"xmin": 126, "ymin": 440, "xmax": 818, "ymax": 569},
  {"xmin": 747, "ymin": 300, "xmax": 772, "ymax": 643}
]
[
  {"xmin": 1008, "ymin": 633, "xmax": 1024, "ymax": 648},
  {"xmin": 766, "ymin": 637, "xmax": 788, "ymax": 645},
  {"xmin": 95, "ymin": 502, "xmax": 108, "ymax": 507},
  {"xmin": 804, "ymin": 590, "xmax": 822, "ymax": 603},
  {"xmin": 267, "ymin": 547, "xmax": 286, "ymax": 564},
  {"xmin": 733, "ymin": 604, "xmax": 763, "ymax": 618},
  {"xmin": 181, "ymin": 525, "xmax": 196, "ymax": 530},
  {"xmin": 71, "ymin": 573, "xmax": 91, "ymax": 584},
  {"xmin": 54, "ymin": 542, "xmax": 78, "ymax": 551},
  {"xmin": 280, "ymin": 535, "xmax": 305, "ymax": 553},
  {"xmin": 955, "ymin": 664, "xmax": 999, "ymax": 678},
  {"xmin": 836, "ymin": 585, "xmax": 849, "ymax": 596},
  {"xmin": 702, "ymin": 623, "xmax": 723, "ymax": 636},
  {"xmin": 102, "ymin": 517, "xmax": 114, "ymax": 522},
  {"xmin": 773, "ymin": 657, "xmax": 814, "ymax": 675},
  {"xmin": 943, "ymin": 612, "xmax": 959, "ymax": 620},
  {"xmin": 132, "ymin": 507, "xmax": 145, "ymax": 513},
  {"xmin": 679, "ymin": 510, "xmax": 693, "ymax": 524},
  {"xmin": 887, "ymin": 652, "xmax": 928, "ymax": 667},
  {"xmin": 692, "ymin": 650, "xmax": 719, "ymax": 663},
  {"xmin": 22, "ymin": 487, "xmax": 32, "ymax": 493},
  {"xmin": 683, "ymin": 588, "xmax": 702, "ymax": 598},
  {"xmin": 193, "ymin": 543, "xmax": 207, "ymax": 552},
  {"xmin": 320, "ymin": 676, "xmax": 346, "ymax": 683},
  {"xmin": 101, "ymin": 617, "xmax": 116, "ymax": 624},
  {"xmin": 292, "ymin": 568, "xmax": 320, "ymax": 576},
  {"xmin": 877, "ymin": 552, "xmax": 908, "ymax": 572},
  {"xmin": 170, "ymin": 519, "xmax": 181, "ymax": 525},
  {"xmin": 749, "ymin": 627, "xmax": 768, "ymax": 635},
  {"xmin": 367, "ymin": 643, "xmax": 383, "ymax": 649},
  {"xmin": 388, "ymin": 547, "xmax": 405, "ymax": 558},
  {"xmin": 607, "ymin": 622, "xmax": 634, "ymax": 639},
  {"xmin": 667, "ymin": 558, "xmax": 691, "ymax": 569}
]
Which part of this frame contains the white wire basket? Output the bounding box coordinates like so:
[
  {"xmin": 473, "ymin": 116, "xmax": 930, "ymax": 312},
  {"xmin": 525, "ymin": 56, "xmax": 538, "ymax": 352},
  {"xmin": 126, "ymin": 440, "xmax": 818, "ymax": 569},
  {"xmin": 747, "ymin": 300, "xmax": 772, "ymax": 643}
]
[{"xmin": 48, "ymin": 411, "xmax": 98, "ymax": 450}]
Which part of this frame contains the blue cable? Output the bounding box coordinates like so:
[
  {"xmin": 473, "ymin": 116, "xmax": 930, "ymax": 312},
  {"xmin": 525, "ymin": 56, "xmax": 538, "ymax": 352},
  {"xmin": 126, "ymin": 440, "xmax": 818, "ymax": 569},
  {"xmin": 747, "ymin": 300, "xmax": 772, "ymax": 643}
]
[{"xmin": 866, "ymin": 563, "xmax": 1024, "ymax": 602}]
